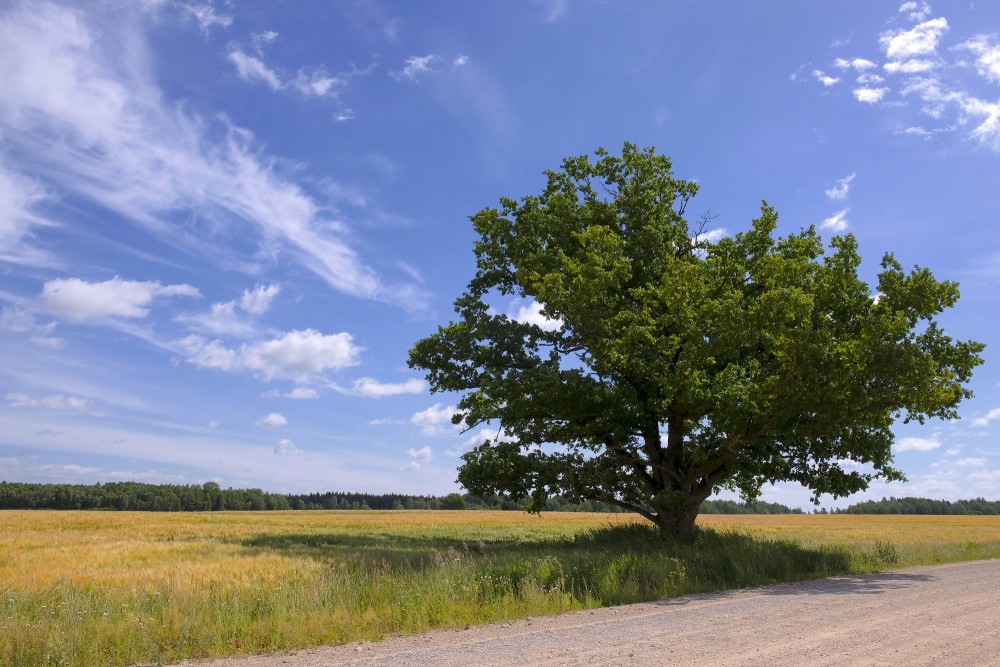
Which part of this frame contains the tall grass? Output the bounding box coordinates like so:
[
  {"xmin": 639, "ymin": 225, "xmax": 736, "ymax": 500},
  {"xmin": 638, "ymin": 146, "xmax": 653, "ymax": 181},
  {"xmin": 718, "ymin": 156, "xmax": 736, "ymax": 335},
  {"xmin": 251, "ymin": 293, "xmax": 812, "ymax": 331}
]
[{"xmin": 1, "ymin": 511, "xmax": 997, "ymax": 667}]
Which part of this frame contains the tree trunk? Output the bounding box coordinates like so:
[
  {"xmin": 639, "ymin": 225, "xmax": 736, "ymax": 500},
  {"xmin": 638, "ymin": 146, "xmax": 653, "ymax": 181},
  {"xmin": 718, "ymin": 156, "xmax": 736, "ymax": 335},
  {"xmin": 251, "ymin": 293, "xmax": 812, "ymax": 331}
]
[{"xmin": 652, "ymin": 495, "xmax": 703, "ymax": 541}]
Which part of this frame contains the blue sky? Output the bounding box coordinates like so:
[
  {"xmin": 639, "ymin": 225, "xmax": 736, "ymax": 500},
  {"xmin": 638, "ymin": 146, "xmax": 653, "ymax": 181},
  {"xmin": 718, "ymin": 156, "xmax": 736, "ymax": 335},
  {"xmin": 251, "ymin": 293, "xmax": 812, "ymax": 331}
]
[{"xmin": 1, "ymin": 0, "xmax": 998, "ymax": 508}]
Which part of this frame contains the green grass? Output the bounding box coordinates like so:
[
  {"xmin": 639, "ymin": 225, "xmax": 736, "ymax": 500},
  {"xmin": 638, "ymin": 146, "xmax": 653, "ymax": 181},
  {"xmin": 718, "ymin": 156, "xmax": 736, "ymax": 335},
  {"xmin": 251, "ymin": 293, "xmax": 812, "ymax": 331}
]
[{"xmin": 1, "ymin": 511, "xmax": 998, "ymax": 667}]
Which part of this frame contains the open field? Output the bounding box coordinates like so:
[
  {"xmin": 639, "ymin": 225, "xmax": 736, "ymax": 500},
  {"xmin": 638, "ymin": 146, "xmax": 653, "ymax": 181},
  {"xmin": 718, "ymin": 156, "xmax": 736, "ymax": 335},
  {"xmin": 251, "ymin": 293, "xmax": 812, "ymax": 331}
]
[{"xmin": 2, "ymin": 510, "xmax": 999, "ymax": 667}]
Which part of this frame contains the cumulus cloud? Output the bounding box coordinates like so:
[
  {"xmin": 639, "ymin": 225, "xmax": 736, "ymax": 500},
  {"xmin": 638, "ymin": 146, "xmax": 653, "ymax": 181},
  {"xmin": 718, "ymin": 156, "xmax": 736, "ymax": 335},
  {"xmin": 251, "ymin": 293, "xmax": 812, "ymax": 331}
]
[
  {"xmin": 177, "ymin": 328, "xmax": 361, "ymax": 380},
  {"xmin": 256, "ymin": 412, "xmax": 287, "ymax": 427},
  {"xmin": 808, "ymin": 5, "xmax": 1000, "ymax": 153},
  {"xmin": 410, "ymin": 403, "xmax": 459, "ymax": 435},
  {"xmin": 955, "ymin": 457, "xmax": 987, "ymax": 467},
  {"xmin": 512, "ymin": 300, "xmax": 563, "ymax": 332},
  {"xmin": 812, "ymin": 69, "xmax": 840, "ymax": 87},
  {"xmin": 972, "ymin": 408, "xmax": 1000, "ymax": 427},
  {"xmin": 351, "ymin": 377, "xmax": 426, "ymax": 398},
  {"xmin": 176, "ymin": 283, "xmax": 280, "ymax": 338},
  {"xmin": 0, "ymin": 2, "xmax": 422, "ymax": 309},
  {"xmin": 834, "ymin": 58, "xmax": 877, "ymax": 71},
  {"xmin": 895, "ymin": 433, "xmax": 942, "ymax": 451},
  {"xmin": 880, "ymin": 17, "xmax": 948, "ymax": 61},
  {"xmin": 959, "ymin": 35, "xmax": 1000, "ymax": 85},
  {"xmin": 391, "ymin": 55, "xmax": 438, "ymax": 82},
  {"xmin": 42, "ymin": 277, "xmax": 200, "ymax": 323},
  {"xmin": 207, "ymin": 420, "xmax": 220, "ymax": 428},
  {"xmin": 402, "ymin": 445, "xmax": 432, "ymax": 470},
  {"xmin": 286, "ymin": 387, "xmax": 318, "ymax": 399},
  {"xmin": 898, "ymin": 1, "xmax": 932, "ymax": 23},
  {"xmin": 825, "ymin": 173, "xmax": 856, "ymax": 200},
  {"xmin": 274, "ymin": 438, "xmax": 302, "ymax": 455},
  {"xmin": 239, "ymin": 284, "xmax": 281, "ymax": 315},
  {"xmin": 853, "ymin": 87, "xmax": 889, "ymax": 104},
  {"xmin": 821, "ymin": 209, "xmax": 850, "ymax": 232}
]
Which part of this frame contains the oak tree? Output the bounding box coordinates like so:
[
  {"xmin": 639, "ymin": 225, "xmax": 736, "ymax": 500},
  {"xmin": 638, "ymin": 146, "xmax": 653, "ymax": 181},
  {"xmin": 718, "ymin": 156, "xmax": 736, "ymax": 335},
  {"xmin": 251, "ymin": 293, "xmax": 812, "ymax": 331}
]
[{"xmin": 409, "ymin": 144, "xmax": 984, "ymax": 539}]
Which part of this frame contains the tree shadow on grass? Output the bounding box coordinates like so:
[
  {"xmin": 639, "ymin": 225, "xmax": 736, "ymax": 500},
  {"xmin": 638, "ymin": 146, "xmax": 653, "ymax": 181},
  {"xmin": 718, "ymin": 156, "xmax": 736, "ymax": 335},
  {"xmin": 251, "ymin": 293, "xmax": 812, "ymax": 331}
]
[{"xmin": 234, "ymin": 522, "xmax": 856, "ymax": 604}]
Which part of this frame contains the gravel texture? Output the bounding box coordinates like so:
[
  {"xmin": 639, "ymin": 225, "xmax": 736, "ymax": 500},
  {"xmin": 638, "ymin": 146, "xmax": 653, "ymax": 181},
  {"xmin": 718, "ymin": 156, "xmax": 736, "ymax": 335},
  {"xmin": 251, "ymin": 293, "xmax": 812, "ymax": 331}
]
[{"xmin": 170, "ymin": 559, "xmax": 1000, "ymax": 667}]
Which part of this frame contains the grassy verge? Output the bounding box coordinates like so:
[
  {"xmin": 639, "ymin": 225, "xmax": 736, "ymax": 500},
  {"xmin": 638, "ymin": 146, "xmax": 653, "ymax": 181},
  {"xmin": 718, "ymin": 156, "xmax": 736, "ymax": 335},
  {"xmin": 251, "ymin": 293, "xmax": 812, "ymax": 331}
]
[{"xmin": 1, "ymin": 511, "xmax": 998, "ymax": 667}]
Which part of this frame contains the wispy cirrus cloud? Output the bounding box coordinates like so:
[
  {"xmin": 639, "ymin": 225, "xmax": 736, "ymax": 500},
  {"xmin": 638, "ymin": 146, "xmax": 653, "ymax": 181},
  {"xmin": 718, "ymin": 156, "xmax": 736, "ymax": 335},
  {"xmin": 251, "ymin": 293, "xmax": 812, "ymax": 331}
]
[{"xmin": 0, "ymin": 1, "xmax": 425, "ymax": 309}]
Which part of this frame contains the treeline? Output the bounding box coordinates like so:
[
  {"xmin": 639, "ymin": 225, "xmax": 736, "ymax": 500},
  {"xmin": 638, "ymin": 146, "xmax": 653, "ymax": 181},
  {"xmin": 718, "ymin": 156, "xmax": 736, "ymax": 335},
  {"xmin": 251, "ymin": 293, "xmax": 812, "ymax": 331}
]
[
  {"xmin": 698, "ymin": 499, "xmax": 805, "ymax": 514},
  {"xmin": 836, "ymin": 496, "xmax": 1000, "ymax": 515},
  {"xmin": 0, "ymin": 481, "xmax": 805, "ymax": 513}
]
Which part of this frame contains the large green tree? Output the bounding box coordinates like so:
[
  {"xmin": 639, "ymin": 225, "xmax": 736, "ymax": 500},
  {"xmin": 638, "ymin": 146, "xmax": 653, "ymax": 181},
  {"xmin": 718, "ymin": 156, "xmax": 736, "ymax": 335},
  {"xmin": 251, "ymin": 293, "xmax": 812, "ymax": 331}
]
[{"xmin": 409, "ymin": 144, "xmax": 984, "ymax": 539}]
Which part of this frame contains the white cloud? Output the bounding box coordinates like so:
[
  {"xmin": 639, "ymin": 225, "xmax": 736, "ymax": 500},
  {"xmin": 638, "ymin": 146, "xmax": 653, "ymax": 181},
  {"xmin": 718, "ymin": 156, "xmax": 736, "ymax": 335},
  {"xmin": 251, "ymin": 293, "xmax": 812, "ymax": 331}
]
[
  {"xmin": 42, "ymin": 277, "xmax": 200, "ymax": 323},
  {"xmin": 856, "ymin": 73, "xmax": 886, "ymax": 84},
  {"xmin": 971, "ymin": 407, "xmax": 1000, "ymax": 427},
  {"xmin": 410, "ymin": 403, "xmax": 459, "ymax": 435},
  {"xmin": 0, "ymin": 3, "xmax": 423, "ymax": 310},
  {"xmin": 402, "ymin": 445, "xmax": 432, "ymax": 470},
  {"xmin": 898, "ymin": 1, "xmax": 932, "ymax": 23},
  {"xmin": 351, "ymin": 377, "xmax": 426, "ymax": 398},
  {"xmin": 227, "ymin": 49, "xmax": 283, "ymax": 90},
  {"xmin": 825, "ymin": 173, "xmax": 856, "ymax": 200},
  {"xmin": 244, "ymin": 329, "xmax": 360, "ymax": 379},
  {"xmin": 955, "ymin": 457, "xmax": 987, "ymax": 467},
  {"xmin": 959, "ymin": 35, "xmax": 1000, "ymax": 85},
  {"xmin": 0, "ymin": 160, "xmax": 55, "ymax": 266},
  {"xmin": 391, "ymin": 55, "xmax": 438, "ymax": 82},
  {"xmin": 821, "ymin": 208, "xmax": 850, "ymax": 232},
  {"xmin": 179, "ymin": 3, "xmax": 232, "ymax": 32},
  {"xmin": 274, "ymin": 438, "xmax": 302, "ymax": 455},
  {"xmin": 334, "ymin": 109, "xmax": 356, "ymax": 122},
  {"xmin": 291, "ymin": 69, "xmax": 343, "ymax": 98},
  {"xmin": 257, "ymin": 412, "xmax": 287, "ymax": 427},
  {"xmin": 0, "ymin": 305, "xmax": 62, "ymax": 347},
  {"xmin": 884, "ymin": 59, "xmax": 937, "ymax": 74},
  {"xmin": 250, "ymin": 30, "xmax": 278, "ymax": 55},
  {"xmin": 834, "ymin": 58, "xmax": 877, "ymax": 71},
  {"xmin": 453, "ymin": 55, "xmax": 469, "ymax": 67},
  {"xmin": 812, "ymin": 69, "xmax": 840, "ymax": 87},
  {"xmin": 175, "ymin": 301, "xmax": 255, "ymax": 338},
  {"xmin": 239, "ymin": 284, "xmax": 281, "ymax": 315},
  {"xmin": 696, "ymin": 228, "xmax": 729, "ymax": 244},
  {"xmin": 895, "ymin": 433, "xmax": 942, "ymax": 451},
  {"xmin": 853, "ymin": 87, "xmax": 889, "ymax": 103},
  {"xmin": 513, "ymin": 300, "xmax": 563, "ymax": 332},
  {"xmin": 897, "ymin": 126, "xmax": 932, "ymax": 137},
  {"xmin": 880, "ymin": 17, "xmax": 948, "ymax": 60},
  {"xmin": 286, "ymin": 387, "xmax": 318, "ymax": 399},
  {"xmin": 207, "ymin": 420, "xmax": 220, "ymax": 429},
  {"xmin": 7, "ymin": 392, "xmax": 92, "ymax": 412},
  {"xmin": 177, "ymin": 328, "xmax": 361, "ymax": 380}
]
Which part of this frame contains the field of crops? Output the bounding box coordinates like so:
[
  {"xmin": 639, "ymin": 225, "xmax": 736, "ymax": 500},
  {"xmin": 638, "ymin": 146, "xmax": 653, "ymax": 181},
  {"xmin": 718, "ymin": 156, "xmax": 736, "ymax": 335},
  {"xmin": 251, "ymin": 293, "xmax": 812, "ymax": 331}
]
[{"xmin": 2, "ymin": 510, "xmax": 998, "ymax": 667}]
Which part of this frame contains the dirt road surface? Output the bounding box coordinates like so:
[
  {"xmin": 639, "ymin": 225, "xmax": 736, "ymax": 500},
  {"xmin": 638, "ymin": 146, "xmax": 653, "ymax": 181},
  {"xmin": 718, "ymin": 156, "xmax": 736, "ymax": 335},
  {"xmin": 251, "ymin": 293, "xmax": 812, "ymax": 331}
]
[{"xmin": 174, "ymin": 559, "xmax": 999, "ymax": 667}]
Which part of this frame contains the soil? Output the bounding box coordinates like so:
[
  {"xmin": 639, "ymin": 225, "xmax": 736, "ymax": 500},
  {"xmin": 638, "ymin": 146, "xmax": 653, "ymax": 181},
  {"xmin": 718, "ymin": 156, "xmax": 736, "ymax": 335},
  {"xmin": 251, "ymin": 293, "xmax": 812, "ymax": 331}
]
[{"xmin": 169, "ymin": 559, "xmax": 1000, "ymax": 667}]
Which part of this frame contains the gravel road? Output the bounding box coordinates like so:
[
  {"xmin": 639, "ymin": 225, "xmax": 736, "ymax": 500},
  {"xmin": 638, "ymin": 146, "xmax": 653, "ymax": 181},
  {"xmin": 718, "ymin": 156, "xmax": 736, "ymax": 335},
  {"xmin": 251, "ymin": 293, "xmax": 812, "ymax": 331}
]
[{"xmin": 174, "ymin": 559, "xmax": 1000, "ymax": 667}]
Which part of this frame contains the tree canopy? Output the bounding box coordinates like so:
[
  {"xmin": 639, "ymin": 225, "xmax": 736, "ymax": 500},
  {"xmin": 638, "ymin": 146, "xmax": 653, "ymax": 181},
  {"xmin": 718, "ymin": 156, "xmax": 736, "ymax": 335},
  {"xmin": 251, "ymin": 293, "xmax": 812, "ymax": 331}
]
[{"xmin": 409, "ymin": 144, "xmax": 984, "ymax": 539}]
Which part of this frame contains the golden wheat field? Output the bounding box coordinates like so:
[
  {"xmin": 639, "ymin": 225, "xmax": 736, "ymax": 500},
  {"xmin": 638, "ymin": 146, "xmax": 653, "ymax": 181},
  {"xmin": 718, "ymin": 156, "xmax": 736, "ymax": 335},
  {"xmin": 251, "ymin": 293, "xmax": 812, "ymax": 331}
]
[{"xmin": 2, "ymin": 510, "xmax": 998, "ymax": 667}]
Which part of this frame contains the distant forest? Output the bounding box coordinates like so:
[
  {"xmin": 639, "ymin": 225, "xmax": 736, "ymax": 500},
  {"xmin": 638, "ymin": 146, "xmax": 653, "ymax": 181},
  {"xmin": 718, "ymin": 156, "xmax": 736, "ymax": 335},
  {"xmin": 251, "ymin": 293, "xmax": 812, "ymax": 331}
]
[{"xmin": 1, "ymin": 482, "xmax": 997, "ymax": 515}]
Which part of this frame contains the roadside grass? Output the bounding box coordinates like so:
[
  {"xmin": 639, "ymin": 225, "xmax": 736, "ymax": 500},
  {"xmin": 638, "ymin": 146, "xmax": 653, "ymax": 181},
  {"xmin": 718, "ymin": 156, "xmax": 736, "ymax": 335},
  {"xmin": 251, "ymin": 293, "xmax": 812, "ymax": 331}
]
[{"xmin": 1, "ymin": 511, "xmax": 997, "ymax": 667}]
